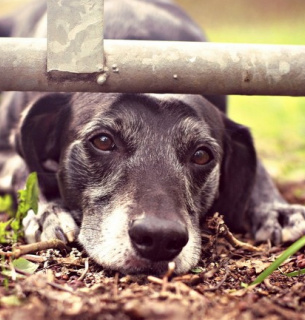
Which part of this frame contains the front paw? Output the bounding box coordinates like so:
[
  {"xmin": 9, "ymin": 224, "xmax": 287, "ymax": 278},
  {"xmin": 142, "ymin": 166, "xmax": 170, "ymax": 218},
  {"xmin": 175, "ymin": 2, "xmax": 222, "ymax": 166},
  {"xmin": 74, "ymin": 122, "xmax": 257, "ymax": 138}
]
[
  {"xmin": 279, "ymin": 204, "xmax": 305, "ymax": 242},
  {"xmin": 22, "ymin": 202, "xmax": 80, "ymax": 244},
  {"xmin": 254, "ymin": 203, "xmax": 305, "ymax": 244}
]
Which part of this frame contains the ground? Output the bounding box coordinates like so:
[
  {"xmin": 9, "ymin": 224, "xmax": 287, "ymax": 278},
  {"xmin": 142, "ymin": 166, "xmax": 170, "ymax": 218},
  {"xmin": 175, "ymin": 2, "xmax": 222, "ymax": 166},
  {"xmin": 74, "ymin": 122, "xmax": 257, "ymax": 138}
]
[{"xmin": 1, "ymin": 181, "xmax": 305, "ymax": 320}]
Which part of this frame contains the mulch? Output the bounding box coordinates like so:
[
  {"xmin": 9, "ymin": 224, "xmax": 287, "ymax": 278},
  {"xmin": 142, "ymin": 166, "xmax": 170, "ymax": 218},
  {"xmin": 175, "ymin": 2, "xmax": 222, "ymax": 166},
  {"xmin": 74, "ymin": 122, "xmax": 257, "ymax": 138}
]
[{"xmin": 1, "ymin": 180, "xmax": 305, "ymax": 320}]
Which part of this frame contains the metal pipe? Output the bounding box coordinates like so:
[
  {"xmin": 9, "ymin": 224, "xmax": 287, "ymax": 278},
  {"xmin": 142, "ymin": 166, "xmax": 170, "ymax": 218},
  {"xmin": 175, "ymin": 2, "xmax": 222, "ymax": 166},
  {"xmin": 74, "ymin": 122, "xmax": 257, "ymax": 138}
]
[{"xmin": 0, "ymin": 37, "xmax": 305, "ymax": 96}]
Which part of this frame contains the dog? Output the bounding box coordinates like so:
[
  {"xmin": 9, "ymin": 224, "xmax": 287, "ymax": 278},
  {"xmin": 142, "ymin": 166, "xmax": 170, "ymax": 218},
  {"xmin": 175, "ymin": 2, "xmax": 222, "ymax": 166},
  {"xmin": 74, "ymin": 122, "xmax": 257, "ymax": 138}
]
[{"xmin": 1, "ymin": 0, "xmax": 305, "ymax": 275}]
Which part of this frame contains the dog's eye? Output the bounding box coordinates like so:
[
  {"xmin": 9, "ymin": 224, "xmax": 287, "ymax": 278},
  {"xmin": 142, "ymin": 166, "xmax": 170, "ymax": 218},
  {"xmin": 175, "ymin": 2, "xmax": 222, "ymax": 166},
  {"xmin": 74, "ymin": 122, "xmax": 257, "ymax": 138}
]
[
  {"xmin": 192, "ymin": 148, "xmax": 212, "ymax": 165},
  {"xmin": 91, "ymin": 134, "xmax": 115, "ymax": 151}
]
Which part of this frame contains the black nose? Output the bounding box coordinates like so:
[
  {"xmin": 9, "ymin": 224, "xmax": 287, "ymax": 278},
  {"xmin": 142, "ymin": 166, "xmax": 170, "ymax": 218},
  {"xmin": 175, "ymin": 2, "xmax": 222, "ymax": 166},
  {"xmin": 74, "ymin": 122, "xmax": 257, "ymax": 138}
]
[{"xmin": 128, "ymin": 217, "xmax": 189, "ymax": 261}]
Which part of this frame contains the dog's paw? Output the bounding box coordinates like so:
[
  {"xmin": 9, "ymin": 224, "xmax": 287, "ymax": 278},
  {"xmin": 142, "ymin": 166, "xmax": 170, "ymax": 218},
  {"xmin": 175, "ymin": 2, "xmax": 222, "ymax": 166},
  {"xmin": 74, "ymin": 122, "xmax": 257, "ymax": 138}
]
[
  {"xmin": 22, "ymin": 202, "xmax": 79, "ymax": 244},
  {"xmin": 280, "ymin": 204, "xmax": 305, "ymax": 243},
  {"xmin": 254, "ymin": 203, "xmax": 305, "ymax": 244}
]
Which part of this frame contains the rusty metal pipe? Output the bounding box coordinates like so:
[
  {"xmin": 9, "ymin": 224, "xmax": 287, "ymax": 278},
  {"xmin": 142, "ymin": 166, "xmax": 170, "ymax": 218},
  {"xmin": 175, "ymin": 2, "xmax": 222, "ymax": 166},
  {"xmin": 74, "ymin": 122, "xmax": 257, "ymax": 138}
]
[{"xmin": 0, "ymin": 38, "xmax": 304, "ymax": 96}]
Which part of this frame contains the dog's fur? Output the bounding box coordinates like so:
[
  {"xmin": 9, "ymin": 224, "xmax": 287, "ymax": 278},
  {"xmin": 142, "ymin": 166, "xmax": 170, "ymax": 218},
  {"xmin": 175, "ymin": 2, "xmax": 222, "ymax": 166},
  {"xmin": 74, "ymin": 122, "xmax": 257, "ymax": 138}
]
[{"xmin": 1, "ymin": 0, "xmax": 305, "ymax": 274}]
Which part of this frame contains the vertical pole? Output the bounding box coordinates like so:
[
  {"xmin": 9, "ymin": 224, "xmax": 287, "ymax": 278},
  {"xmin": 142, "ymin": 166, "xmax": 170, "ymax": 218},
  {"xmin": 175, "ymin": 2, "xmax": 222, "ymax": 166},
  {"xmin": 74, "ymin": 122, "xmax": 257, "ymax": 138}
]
[{"xmin": 47, "ymin": 0, "xmax": 104, "ymax": 74}]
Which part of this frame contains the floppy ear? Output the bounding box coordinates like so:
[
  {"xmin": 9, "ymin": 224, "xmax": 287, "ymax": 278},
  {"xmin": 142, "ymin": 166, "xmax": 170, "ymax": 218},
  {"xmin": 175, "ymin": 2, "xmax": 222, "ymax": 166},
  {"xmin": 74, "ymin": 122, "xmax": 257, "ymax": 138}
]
[
  {"xmin": 15, "ymin": 93, "xmax": 72, "ymax": 197},
  {"xmin": 209, "ymin": 116, "xmax": 257, "ymax": 232}
]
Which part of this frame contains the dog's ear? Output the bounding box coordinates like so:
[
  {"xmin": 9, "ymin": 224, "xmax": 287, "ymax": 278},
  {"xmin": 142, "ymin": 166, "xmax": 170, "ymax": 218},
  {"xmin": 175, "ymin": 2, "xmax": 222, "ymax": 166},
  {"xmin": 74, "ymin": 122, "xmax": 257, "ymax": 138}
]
[
  {"xmin": 209, "ymin": 117, "xmax": 257, "ymax": 232},
  {"xmin": 14, "ymin": 93, "xmax": 71, "ymax": 197}
]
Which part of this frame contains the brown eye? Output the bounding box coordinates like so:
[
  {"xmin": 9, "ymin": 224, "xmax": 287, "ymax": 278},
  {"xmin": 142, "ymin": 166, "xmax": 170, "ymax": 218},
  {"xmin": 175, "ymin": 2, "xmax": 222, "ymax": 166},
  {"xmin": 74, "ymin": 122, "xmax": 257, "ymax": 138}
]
[
  {"xmin": 91, "ymin": 134, "xmax": 115, "ymax": 151},
  {"xmin": 192, "ymin": 148, "xmax": 212, "ymax": 165}
]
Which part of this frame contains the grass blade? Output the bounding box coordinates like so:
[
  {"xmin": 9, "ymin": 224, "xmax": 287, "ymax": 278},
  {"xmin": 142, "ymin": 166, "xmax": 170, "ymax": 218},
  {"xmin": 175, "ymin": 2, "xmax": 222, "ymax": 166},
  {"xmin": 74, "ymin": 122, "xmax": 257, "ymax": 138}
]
[
  {"xmin": 285, "ymin": 268, "xmax": 305, "ymax": 277},
  {"xmin": 251, "ymin": 235, "xmax": 305, "ymax": 286}
]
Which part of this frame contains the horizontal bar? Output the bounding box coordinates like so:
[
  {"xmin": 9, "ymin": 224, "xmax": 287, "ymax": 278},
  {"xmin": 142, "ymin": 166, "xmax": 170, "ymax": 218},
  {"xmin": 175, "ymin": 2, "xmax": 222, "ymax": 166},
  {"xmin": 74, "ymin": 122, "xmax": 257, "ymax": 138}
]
[{"xmin": 0, "ymin": 38, "xmax": 305, "ymax": 96}]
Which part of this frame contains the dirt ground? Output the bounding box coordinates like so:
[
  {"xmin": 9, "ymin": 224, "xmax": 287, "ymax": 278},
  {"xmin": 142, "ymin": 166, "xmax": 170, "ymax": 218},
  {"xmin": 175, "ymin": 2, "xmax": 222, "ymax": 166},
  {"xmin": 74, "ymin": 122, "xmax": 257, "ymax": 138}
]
[{"xmin": 1, "ymin": 181, "xmax": 305, "ymax": 320}]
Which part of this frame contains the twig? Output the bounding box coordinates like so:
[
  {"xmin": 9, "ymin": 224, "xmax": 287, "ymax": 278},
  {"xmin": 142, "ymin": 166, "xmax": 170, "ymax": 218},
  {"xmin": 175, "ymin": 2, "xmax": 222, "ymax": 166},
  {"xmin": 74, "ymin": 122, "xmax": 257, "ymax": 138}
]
[
  {"xmin": 14, "ymin": 267, "xmax": 33, "ymax": 277},
  {"xmin": 13, "ymin": 239, "xmax": 70, "ymax": 257},
  {"xmin": 9, "ymin": 260, "xmax": 17, "ymax": 281},
  {"xmin": 263, "ymin": 278, "xmax": 280, "ymax": 292},
  {"xmin": 47, "ymin": 281, "xmax": 78, "ymax": 294},
  {"xmin": 147, "ymin": 275, "xmax": 163, "ymax": 285},
  {"xmin": 174, "ymin": 281, "xmax": 204, "ymax": 300},
  {"xmin": 162, "ymin": 261, "xmax": 175, "ymax": 292},
  {"xmin": 163, "ymin": 261, "xmax": 176, "ymax": 278},
  {"xmin": 205, "ymin": 265, "xmax": 230, "ymax": 292},
  {"xmin": 0, "ymin": 240, "xmax": 71, "ymax": 259},
  {"xmin": 78, "ymin": 258, "xmax": 89, "ymax": 281},
  {"xmin": 214, "ymin": 215, "xmax": 261, "ymax": 252},
  {"xmin": 147, "ymin": 262, "xmax": 176, "ymax": 292},
  {"xmin": 22, "ymin": 254, "xmax": 47, "ymax": 263},
  {"xmin": 113, "ymin": 272, "xmax": 119, "ymax": 298}
]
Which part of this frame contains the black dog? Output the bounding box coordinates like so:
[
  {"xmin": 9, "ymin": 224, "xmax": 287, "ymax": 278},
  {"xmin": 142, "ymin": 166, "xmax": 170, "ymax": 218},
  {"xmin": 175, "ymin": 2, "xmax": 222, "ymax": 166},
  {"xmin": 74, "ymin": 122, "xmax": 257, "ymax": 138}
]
[{"xmin": 1, "ymin": 0, "xmax": 305, "ymax": 274}]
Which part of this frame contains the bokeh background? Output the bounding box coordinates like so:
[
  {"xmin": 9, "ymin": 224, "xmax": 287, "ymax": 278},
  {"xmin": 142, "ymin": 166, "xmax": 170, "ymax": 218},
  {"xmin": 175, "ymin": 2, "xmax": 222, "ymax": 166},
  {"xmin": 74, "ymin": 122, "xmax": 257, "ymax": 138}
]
[
  {"xmin": 177, "ymin": 0, "xmax": 305, "ymax": 182},
  {"xmin": 1, "ymin": 0, "xmax": 305, "ymax": 181}
]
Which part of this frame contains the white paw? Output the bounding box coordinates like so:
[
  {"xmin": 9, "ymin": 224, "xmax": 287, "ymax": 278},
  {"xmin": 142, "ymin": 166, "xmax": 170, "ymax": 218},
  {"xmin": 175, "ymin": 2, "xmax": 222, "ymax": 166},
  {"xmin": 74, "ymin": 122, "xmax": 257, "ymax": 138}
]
[
  {"xmin": 254, "ymin": 212, "xmax": 282, "ymax": 244},
  {"xmin": 280, "ymin": 206, "xmax": 305, "ymax": 242},
  {"xmin": 22, "ymin": 202, "xmax": 79, "ymax": 243},
  {"xmin": 254, "ymin": 203, "xmax": 305, "ymax": 244}
]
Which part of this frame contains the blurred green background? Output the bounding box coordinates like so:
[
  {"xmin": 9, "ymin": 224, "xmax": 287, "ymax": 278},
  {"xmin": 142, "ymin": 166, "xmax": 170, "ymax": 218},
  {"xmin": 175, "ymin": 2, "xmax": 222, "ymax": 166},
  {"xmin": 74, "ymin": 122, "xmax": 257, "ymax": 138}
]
[
  {"xmin": 1, "ymin": 0, "xmax": 305, "ymax": 181},
  {"xmin": 177, "ymin": 0, "xmax": 305, "ymax": 181}
]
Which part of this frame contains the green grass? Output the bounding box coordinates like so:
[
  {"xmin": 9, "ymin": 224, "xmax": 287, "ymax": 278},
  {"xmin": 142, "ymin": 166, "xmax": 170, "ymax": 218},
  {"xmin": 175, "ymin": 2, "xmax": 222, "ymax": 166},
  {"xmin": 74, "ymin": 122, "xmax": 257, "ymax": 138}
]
[
  {"xmin": 207, "ymin": 22, "xmax": 305, "ymax": 46},
  {"xmin": 0, "ymin": 172, "xmax": 39, "ymax": 243},
  {"xmin": 250, "ymin": 235, "xmax": 305, "ymax": 286},
  {"xmin": 229, "ymin": 96, "xmax": 305, "ymax": 181}
]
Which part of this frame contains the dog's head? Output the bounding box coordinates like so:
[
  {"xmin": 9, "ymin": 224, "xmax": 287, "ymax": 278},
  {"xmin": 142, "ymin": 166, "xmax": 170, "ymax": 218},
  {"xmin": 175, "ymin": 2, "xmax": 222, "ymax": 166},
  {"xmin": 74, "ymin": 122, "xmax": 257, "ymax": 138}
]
[{"xmin": 15, "ymin": 93, "xmax": 256, "ymax": 274}]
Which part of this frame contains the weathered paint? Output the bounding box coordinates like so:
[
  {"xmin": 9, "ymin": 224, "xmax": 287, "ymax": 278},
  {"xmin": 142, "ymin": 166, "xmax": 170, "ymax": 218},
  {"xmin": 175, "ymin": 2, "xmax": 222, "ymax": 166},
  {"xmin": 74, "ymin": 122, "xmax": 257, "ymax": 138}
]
[{"xmin": 47, "ymin": 0, "xmax": 104, "ymax": 73}]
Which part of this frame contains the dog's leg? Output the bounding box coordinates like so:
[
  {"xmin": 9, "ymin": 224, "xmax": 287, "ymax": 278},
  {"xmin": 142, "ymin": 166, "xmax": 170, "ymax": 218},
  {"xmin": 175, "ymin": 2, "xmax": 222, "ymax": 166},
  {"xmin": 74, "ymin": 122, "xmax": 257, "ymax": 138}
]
[{"xmin": 248, "ymin": 160, "xmax": 305, "ymax": 244}]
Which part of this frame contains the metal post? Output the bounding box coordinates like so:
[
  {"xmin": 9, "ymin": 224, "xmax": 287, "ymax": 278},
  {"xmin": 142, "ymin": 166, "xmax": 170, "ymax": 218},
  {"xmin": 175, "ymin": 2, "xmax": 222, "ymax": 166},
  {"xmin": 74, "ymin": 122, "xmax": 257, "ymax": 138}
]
[{"xmin": 47, "ymin": 0, "xmax": 104, "ymax": 74}]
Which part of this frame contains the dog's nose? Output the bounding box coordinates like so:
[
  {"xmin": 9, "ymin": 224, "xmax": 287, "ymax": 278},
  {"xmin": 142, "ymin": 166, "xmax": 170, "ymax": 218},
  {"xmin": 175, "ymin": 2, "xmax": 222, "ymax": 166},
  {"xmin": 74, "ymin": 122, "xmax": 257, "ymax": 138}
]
[{"xmin": 128, "ymin": 217, "xmax": 189, "ymax": 261}]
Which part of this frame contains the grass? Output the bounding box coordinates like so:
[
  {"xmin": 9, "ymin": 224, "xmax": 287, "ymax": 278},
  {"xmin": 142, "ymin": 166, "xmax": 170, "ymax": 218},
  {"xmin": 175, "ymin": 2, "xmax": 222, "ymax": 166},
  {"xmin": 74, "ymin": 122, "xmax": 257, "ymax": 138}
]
[
  {"xmin": 229, "ymin": 96, "xmax": 305, "ymax": 181},
  {"xmin": 0, "ymin": 172, "xmax": 39, "ymax": 243},
  {"xmin": 250, "ymin": 235, "xmax": 305, "ymax": 286}
]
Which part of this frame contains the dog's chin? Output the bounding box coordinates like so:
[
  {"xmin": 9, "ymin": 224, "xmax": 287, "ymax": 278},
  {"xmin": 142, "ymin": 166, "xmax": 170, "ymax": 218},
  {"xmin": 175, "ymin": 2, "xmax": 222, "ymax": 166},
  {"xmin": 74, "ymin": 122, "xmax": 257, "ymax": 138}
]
[
  {"xmin": 93, "ymin": 254, "xmax": 172, "ymax": 275},
  {"xmin": 92, "ymin": 253, "xmax": 190, "ymax": 275},
  {"xmin": 115, "ymin": 257, "xmax": 171, "ymax": 275}
]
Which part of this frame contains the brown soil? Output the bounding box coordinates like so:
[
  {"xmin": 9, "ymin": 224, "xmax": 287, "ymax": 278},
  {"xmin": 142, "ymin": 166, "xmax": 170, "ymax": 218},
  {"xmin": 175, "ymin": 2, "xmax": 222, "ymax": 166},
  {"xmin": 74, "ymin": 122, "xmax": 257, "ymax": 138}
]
[{"xmin": 1, "ymin": 181, "xmax": 305, "ymax": 320}]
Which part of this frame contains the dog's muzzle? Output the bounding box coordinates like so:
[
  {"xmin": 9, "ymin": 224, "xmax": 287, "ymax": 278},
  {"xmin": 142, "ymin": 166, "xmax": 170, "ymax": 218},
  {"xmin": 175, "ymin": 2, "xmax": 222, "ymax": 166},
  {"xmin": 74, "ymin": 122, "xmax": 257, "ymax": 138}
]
[{"xmin": 128, "ymin": 216, "xmax": 189, "ymax": 261}]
